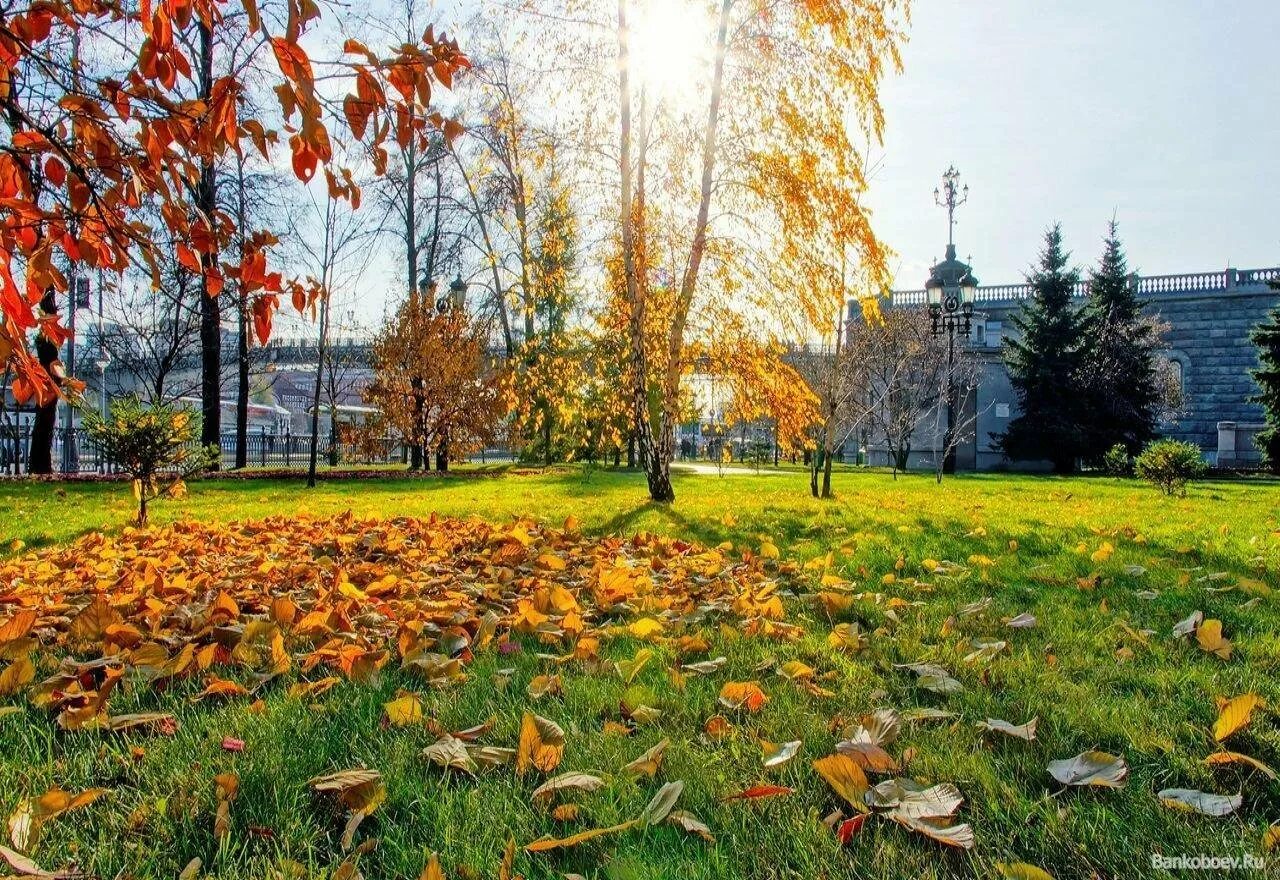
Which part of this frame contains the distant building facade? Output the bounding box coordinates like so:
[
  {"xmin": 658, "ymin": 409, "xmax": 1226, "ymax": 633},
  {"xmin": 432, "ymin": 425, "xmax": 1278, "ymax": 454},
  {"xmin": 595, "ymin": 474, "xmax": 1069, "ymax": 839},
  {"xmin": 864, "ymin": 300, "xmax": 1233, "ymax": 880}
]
[{"xmin": 848, "ymin": 264, "xmax": 1280, "ymax": 470}]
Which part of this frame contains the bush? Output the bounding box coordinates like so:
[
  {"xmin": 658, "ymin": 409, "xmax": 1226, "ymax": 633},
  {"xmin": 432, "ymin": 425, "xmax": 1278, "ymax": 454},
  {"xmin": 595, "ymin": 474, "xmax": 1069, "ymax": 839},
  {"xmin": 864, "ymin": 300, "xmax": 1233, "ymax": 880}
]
[
  {"xmin": 1134, "ymin": 439, "xmax": 1206, "ymax": 496},
  {"xmin": 1101, "ymin": 443, "xmax": 1132, "ymax": 477},
  {"xmin": 82, "ymin": 397, "xmax": 217, "ymax": 524}
]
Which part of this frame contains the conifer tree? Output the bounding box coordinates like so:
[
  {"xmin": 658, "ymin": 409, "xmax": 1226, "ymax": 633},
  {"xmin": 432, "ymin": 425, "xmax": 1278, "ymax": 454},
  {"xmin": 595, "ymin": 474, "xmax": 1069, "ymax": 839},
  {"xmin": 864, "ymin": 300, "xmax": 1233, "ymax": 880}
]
[
  {"xmin": 997, "ymin": 225, "xmax": 1089, "ymax": 473},
  {"xmin": 1249, "ymin": 280, "xmax": 1280, "ymax": 473},
  {"xmin": 1080, "ymin": 222, "xmax": 1160, "ymax": 459}
]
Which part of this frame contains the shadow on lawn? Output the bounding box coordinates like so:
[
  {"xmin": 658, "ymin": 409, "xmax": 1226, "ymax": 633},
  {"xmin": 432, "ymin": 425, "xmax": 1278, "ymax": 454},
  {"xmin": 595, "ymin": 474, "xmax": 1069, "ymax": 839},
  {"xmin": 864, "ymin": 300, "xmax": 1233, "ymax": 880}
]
[{"xmin": 595, "ymin": 499, "xmax": 731, "ymax": 550}]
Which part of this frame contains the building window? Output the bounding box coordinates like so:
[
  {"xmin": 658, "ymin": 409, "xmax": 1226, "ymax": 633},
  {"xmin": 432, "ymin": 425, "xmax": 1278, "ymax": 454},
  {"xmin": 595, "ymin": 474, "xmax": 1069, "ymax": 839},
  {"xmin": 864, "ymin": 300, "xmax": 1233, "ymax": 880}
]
[
  {"xmin": 995, "ymin": 403, "xmax": 1010, "ymax": 418},
  {"xmin": 971, "ymin": 322, "xmax": 986, "ymax": 345},
  {"xmin": 985, "ymin": 321, "xmax": 1002, "ymax": 347}
]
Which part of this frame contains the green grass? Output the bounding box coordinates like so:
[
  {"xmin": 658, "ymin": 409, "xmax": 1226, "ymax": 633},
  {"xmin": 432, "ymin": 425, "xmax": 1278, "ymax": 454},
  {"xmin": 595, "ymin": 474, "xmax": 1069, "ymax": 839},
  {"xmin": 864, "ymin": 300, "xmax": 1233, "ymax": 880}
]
[{"xmin": 1, "ymin": 468, "xmax": 1279, "ymax": 879}]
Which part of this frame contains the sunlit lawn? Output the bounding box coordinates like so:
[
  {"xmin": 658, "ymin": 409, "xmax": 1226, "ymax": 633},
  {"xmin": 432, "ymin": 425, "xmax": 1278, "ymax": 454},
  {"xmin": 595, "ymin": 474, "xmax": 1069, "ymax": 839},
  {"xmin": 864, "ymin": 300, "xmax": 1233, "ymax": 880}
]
[{"xmin": 0, "ymin": 467, "xmax": 1278, "ymax": 879}]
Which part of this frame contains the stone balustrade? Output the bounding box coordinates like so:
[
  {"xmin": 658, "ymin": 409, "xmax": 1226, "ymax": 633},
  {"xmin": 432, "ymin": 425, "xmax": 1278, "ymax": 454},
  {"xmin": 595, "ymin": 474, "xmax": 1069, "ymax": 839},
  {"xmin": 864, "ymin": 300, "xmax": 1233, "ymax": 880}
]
[{"xmin": 884, "ymin": 265, "xmax": 1279, "ymax": 309}]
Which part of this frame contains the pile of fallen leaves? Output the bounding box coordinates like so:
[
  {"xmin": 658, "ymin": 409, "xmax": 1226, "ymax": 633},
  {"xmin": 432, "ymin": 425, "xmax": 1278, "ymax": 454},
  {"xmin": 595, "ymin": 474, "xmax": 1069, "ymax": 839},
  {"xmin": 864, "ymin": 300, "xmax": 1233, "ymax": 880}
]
[{"xmin": 0, "ymin": 512, "xmax": 795, "ymax": 727}]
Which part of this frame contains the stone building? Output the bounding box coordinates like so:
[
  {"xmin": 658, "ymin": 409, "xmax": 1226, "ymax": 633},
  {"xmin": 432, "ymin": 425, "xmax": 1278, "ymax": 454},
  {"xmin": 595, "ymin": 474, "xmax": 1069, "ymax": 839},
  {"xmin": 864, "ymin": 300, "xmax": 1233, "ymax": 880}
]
[{"xmin": 847, "ymin": 257, "xmax": 1279, "ymax": 471}]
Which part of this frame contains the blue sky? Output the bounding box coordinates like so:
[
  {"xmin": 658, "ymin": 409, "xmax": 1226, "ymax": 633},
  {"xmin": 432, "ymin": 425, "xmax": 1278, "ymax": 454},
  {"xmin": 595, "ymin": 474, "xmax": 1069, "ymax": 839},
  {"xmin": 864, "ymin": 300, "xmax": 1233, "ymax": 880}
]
[{"xmin": 866, "ymin": 0, "xmax": 1280, "ymax": 290}]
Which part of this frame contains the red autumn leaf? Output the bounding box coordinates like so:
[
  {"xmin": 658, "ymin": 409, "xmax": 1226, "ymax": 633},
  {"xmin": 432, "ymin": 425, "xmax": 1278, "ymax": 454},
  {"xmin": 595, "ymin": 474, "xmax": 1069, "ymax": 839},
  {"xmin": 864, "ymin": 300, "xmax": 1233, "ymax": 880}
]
[
  {"xmin": 43, "ymin": 156, "xmax": 66, "ymax": 187},
  {"xmin": 290, "ymin": 136, "xmax": 318, "ymax": 183},
  {"xmin": 836, "ymin": 814, "xmax": 867, "ymax": 844},
  {"xmin": 271, "ymin": 37, "xmax": 313, "ymax": 82},
  {"xmin": 721, "ymin": 784, "xmax": 794, "ymax": 802}
]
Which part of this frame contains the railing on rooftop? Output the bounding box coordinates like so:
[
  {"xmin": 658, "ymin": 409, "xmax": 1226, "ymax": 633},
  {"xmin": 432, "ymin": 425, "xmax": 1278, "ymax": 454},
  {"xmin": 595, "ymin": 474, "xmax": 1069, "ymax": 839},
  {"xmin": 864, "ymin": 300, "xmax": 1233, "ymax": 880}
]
[{"xmin": 883, "ymin": 265, "xmax": 1279, "ymax": 310}]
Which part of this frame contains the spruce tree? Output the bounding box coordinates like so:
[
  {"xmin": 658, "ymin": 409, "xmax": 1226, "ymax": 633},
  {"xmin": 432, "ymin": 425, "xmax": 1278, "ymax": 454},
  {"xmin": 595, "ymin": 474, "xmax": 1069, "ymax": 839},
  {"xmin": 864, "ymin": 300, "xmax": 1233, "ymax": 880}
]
[
  {"xmin": 997, "ymin": 224, "xmax": 1089, "ymax": 473},
  {"xmin": 1249, "ymin": 280, "xmax": 1280, "ymax": 473},
  {"xmin": 1080, "ymin": 221, "xmax": 1160, "ymax": 459}
]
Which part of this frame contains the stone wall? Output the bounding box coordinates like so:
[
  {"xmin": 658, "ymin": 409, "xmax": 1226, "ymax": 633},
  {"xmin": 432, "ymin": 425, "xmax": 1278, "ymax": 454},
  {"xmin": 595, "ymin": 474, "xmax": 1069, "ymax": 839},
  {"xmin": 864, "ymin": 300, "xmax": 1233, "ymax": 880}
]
[
  {"xmin": 858, "ymin": 267, "xmax": 1279, "ymax": 470},
  {"xmin": 1152, "ymin": 288, "xmax": 1275, "ymax": 451}
]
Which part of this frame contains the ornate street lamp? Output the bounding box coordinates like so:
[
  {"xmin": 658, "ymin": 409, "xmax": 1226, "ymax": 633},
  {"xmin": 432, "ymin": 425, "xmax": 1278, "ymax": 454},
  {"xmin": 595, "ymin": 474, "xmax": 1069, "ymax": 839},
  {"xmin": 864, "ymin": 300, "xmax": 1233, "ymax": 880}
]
[
  {"xmin": 446, "ymin": 274, "xmax": 468, "ymax": 313},
  {"xmin": 925, "ymin": 166, "xmax": 979, "ymax": 475}
]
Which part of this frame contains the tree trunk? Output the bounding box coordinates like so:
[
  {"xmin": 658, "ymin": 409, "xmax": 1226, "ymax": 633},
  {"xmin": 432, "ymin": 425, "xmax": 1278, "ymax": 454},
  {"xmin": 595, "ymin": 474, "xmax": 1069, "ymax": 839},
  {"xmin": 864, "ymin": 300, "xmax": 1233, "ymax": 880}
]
[
  {"xmin": 650, "ymin": 0, "xmax": 731, "ymax": 504},
  {"xmin": 28, "ymin": 290, "xmax": 59, "ymax": 474},
  {"xmin": 454, "ymin": 154, "xmax": 513, "ymax": 356},
  {"xmin": 542, "ymin": 411, "xmax": 552, "ymax": 467},
  {"xmin": 617, "ymin": 0, "xmax": 664, "ymax": 500},
  {"xmin": 405, "ymin": 112, "xmax": 418, "ymax": 293},
  {"xmin": 515, "ymin": 183, "xmax": 533, "ymax": 344},
  {"xmin": 410, "ymin": 375, "xmax": 424, "ymax": 471},
  {"xmin": 435, "ymin": 437, "xmax": 447, "ymax": 472},
  {"xmin": 197, "ymin": 21, "xmax": 220, "ymax": 464},
  {"xmin": 307, "ymin": 289, "xmax": 329, "ymax": 488},
  {"xmin": 233, "ymin": 151, "xmax": 249, "ymax": 469},
  {"xmin": 307, "ymin": 196, "xmax": 335, "ymax": 489},
  {"xmin": 822, "ymin": 433, "xmax": 834, "ymax": 498}
]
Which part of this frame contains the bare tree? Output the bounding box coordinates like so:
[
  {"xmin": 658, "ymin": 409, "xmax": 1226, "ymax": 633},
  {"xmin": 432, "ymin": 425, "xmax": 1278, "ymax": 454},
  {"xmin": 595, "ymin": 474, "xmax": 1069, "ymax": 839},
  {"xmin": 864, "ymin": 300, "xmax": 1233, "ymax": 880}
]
[
  {"xmin": 319, "ymin": 313, "xmax": 375, "ymax": 465},
  {"xmin": 98, "ymin": 269, "xmax": 203, "ymax": 406},
  {"xmin": 926, "ymin": 343, "xmax": 984, "ymax": 484},
  {"xmin": 287, "ymin": 187, "xmax": 378, "ymax": 487},
  {"xmin": 843, "ymin": 306, "xmax": 984, "ymax": 480}
]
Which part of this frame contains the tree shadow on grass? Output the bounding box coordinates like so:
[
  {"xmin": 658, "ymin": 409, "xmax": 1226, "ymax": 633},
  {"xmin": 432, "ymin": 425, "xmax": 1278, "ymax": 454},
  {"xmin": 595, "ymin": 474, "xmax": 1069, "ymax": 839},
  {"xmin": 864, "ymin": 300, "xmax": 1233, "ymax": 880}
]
[{"xmin": 595, "ymin": 498, "xmax": 732, "ymax": 549}]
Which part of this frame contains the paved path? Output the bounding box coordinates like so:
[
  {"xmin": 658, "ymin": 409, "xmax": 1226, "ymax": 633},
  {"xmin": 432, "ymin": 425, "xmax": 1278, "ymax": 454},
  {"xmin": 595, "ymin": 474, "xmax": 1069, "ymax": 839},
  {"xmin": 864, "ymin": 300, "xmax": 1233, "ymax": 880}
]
[{"xmin": 672, "ymin": 462, "xmax": 791, "ymax": 476}]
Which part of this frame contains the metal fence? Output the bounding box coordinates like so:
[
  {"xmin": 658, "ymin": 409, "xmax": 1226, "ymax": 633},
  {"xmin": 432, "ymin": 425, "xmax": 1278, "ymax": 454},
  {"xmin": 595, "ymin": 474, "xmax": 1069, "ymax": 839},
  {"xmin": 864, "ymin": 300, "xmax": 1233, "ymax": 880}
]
[{"xmin": 0, "ymin": 425, "xmax": 413, "ymax": 476}]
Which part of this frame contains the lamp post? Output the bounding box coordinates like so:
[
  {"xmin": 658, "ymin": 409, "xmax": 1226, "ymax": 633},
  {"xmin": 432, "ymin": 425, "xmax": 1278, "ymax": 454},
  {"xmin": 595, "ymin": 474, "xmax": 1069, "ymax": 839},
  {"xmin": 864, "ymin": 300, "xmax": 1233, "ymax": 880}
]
[
  {"xmin": 446, "ymin": 274, "xmax": 468, "ymax": 313},
  {"xmin": 925, "ymin": 166, "xmax": 978, "ymax": 475},
  {"xmin": 95, "ymin": 351, "xmax": 111, "ymax": 422}
]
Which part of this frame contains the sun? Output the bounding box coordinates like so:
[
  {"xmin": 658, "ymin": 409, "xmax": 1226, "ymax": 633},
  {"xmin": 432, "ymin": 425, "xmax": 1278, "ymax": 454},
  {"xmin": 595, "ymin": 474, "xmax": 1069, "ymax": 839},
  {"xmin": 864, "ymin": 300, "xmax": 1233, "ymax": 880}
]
[{"xmin": 630, "ymin": 0, "xmax": 715, "ymax": 108}]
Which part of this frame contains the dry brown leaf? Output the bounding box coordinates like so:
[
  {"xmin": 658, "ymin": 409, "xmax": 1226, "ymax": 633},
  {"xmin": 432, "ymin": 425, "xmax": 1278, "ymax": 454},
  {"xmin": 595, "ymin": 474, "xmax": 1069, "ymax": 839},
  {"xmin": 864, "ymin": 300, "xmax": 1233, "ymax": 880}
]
[
  {"xmin": 524, "ymin": 819, "xmax": 638, "ymax": 853},
  {"xmin": 1203, "ymin": 751, "xmax": 1276, "ymax": 779},
  {"xmin": 416, "ymin": 852, "xmax": 444, "ymax": 880},
  {"xmin": 813, "ymin": 753, "xmax": 870, "ymax": 813},
  {"xmin": 530, "ymin": 773, "xmax": 605, "ymax": 805},
  {"xmin": 1047, "ymin": 751, "xmax": 1128, "ymax": 788},
  {"xmin": 718, "ymin": 681, "xmax": 768, "ymax": 713},
  {"xmin": 1213, "ymin": 694, "xmax": 1263, "ymax": 742},
  {"xmin": 516, "ymin": 712, "xmax": 565, "ymax": 775},
  {"xmin": 1158, "ymin": 788, "xmax": 1241, "ymax": 817},
  {"xmin": 1195, "ymin": 619, "xmax": 1232, "ymax": 660},
  {"xmin": 668, "ymin": 810, "xmax": 713, "ymax": 842},
  {"xmin": 623, "ymin": 738, "xmax": 669, "ymax": 777},
  {"xmin": 761, "ymin": 740, "xmax": 802, "ymax": 769},
  {"xmin": 977, "ymin": 717, "xmax": 1038, "ymax": 742},
  {"xmin": 422, "ymin": 736, "xmax": 477, "ymax": 776}
]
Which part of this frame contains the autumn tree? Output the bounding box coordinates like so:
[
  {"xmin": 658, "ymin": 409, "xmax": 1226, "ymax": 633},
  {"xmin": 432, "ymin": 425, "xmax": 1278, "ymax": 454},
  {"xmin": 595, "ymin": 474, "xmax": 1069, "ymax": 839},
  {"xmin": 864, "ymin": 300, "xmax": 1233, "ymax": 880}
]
[
  {"xmin": 0, "ymin": 0, "xmax": 469, "ymax": 472},
  {"xmin": 611, "ymin": 0, "xmax": 907, "ymax": 501},
  {"xmin": 453, "ymin": 24, "xmax": 548, "ymax": 353},
  {"xmin": 505, "ymin": 166, "xmax": 581, "ymax": 464},
  {"xmin": 288, "ymin": 184, "xmax": 373, "ymax": 487},
  {"xmin": 833, "ymin": 306, "xmax": 955, "ymax": 477},
  {"xmin": 365, "ymin": 297, "xmax": 503, "ymax": 471},
  {"xmin": 710, "ymin": 329, "xmax": 820, "ymax": 467}
]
